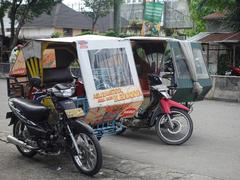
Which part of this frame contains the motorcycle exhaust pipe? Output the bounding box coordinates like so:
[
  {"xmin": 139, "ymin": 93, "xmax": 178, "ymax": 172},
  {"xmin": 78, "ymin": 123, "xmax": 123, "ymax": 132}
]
[{"xmin": 7, "ymin": 135, "xmax": 36, "ymax": 150}]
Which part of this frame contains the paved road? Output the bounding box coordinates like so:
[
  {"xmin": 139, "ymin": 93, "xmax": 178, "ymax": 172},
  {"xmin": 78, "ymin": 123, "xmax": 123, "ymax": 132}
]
[{"xmin": 0, "ymin": 79, "xmax": 239, "ymax": 180}]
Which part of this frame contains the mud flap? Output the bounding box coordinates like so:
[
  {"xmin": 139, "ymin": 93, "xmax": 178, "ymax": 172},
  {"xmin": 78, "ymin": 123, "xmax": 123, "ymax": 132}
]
[{"xmin": 69, "ymin": 119, "xmax": 94, "ymax": 135}]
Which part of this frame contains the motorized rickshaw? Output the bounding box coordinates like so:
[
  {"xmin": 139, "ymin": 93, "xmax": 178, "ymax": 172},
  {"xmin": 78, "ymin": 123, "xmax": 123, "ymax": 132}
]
[
  {"xmin": 6, "ymin": 35, "xmax": 144, "ymax": 175},
  {"xmin": 114, "ymin": 37, "xmax": 212, "ymax": 144}
]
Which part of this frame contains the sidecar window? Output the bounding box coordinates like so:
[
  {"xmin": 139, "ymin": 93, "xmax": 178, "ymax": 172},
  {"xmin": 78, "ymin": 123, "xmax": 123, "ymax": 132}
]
[
  {"xmin": 161, "ymin": 44, "xmax": 174, "ymax": 73},
  {"xmin": 88, "ymin": 48, "xmax": 134, "ymax": 90},
  {"xmin": 171, "ymin": 42, "xmax": 191, "ymax": 79},
  {"xmin": 192, "ymin": 44, "xmax": 209, "ymax": 79}
]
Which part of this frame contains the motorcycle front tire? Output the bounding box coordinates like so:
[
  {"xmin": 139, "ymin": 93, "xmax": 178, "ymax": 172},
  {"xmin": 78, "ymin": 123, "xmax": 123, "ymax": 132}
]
[
  {"xmin": 155, "ymin": 108, "xmax": 193, "ymax": 145},
  {"xmin": 70, "ymin": 131, "xmax": 102, "ymax": 176}
]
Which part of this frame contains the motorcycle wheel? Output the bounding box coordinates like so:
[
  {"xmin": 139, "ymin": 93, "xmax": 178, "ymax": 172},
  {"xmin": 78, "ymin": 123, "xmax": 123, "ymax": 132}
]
[
  {"xmin": 13, "ymin": 119, "xmax": 37, "ymax": 157},
  {"xmin": 70, "ymin": 132, "xmax": 102, "ymax": 176},
  {"xmin": 155, "ymin": 108, "xmax": 193, "ymax": 145}
]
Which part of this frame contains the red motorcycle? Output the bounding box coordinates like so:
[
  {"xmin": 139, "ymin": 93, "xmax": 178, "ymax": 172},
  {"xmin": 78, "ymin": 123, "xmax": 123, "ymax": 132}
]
[
  {"xmin": 120, "ymin": 74, "xmax": 193, "ymax": 145},
  {"xmin": 225, "ymin": 66, "xmax": 240, "ymax": 76}
]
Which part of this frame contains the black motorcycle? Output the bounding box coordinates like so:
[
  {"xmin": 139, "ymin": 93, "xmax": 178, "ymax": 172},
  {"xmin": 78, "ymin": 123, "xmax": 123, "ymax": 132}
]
[{"xmin": 6, "ymin": 78, "xmax": 102, "ymax": 176}]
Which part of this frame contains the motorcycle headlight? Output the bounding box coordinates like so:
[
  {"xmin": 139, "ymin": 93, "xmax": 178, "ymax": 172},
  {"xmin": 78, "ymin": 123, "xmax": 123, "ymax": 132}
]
[
  {"xmin": 60, "ymin": 88, "xmax": 75, "ymax": 97},
  {"xmin": 53, "ymin": 87, "xmax": 75, "ymax": 98}
]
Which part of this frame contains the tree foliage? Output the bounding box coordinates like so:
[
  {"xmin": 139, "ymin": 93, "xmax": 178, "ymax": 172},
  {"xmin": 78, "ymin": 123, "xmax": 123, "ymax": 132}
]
[
  {"xmin": 187, "ymin": 0, "xmax": 237, "ymax": 36},
  {"xmin": 83, "ymin": 0, "xmax": 114, "ymax": 32},
  {"xmin": 7, "ymin": 0, "xmax": 61, "ymax": 48}
]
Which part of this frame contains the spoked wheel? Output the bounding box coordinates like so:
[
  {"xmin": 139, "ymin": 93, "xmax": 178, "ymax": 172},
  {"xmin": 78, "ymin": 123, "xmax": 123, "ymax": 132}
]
[
  {"xmin": 71, "ymin": 132, "xmax": 102, "ymax": 176},
  {"xmin": 155, "ymin": 108, "xmax": 193, "ymax": 145},
  {"xmin": 13, "ymin": 119, "xmax": 37, "ymax": 157}
]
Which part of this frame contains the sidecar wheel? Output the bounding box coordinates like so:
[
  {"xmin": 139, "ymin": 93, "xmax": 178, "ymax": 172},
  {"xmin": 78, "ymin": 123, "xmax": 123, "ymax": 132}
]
[
  {"xmin": 13, "ymin": 119, "xmax": 37, "ymax": 157},
  {"xmin": 116, "ymin": 127, "xmax": 126, "ymax": 135},
  {"xmin": 155, "ymin": 108, "xmax": 193, "ymax": 145},
  {"xmin": 70, "ymin": 132, "xmax": 102, "ymax": 176}
]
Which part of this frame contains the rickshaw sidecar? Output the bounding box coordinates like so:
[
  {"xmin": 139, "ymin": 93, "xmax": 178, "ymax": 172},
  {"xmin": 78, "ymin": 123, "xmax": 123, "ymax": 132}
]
[{"xmin": 128, "ymin": 37, "xmax": 212, "ymax": 103}]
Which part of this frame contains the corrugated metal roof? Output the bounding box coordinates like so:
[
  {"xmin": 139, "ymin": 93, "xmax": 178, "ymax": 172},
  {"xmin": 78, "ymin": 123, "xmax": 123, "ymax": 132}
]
[
  {"xmin": 188, "ymin": 32, "xmax": 211, "ymax": 42},
  {"xmin": 190, "ymin": 32, "xmax": 240, "ymax": 43},
  {"xmin": 200, "ymin": 32, "xmax": 240, "ymax": 43}
]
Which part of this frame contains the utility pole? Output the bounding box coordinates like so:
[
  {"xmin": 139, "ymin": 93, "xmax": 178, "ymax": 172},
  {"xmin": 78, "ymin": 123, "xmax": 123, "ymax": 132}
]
[{"xmin": 113, "ymin": 0, "xmax": 121, "ymax": 33}]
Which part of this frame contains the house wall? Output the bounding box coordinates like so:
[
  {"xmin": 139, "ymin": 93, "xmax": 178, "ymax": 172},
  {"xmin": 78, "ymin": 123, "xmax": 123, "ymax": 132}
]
[
  {"xmin": 205, "ymin": 21, "xmax": 234, "ymax": 32},
  {"xmin": 54, "ymin": 28, "xmax": 63, "ymax": 35},
  {"xmin": 19, "ymin": 27, "xmax": 55, "ymax": 39},
  {"xmin": 73, "ymin": 29, "xmax": 81, "ymax": 36},
  {"xmin": 19, "ymin": 27, "xmax": 82, "ymax": 39},
  {"xmin": 121, "ymin": 3, "xmax": 143, "ymax": 21},
  {"xmin": 55, "ymin": 28, "xmax": 81, "ymax": 36}
]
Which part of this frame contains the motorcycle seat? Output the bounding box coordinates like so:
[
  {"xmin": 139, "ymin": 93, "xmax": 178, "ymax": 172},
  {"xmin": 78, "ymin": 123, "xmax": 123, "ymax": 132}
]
[{"xmin": 10, "ymin": 98, "xmax": 50, "ymax": 122}]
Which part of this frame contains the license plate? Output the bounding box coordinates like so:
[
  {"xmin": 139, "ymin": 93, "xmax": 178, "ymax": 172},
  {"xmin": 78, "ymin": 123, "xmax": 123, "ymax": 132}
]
[{"xmin": 65, "ymin": 108, "xmax": 85, "ymax": 118}]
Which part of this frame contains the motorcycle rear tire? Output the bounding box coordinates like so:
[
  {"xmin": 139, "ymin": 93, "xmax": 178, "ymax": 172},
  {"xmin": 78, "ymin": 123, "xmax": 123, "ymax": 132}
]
[{"xmin": 13, "ymin": 119, "xmax": 37, "ymax": 158}]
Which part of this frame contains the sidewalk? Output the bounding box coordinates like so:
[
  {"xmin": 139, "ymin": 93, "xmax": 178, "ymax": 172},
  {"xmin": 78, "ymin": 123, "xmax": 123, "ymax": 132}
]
[{"xmin": 0, "ymin": 73, "xmax": 8, "ymax": 79}]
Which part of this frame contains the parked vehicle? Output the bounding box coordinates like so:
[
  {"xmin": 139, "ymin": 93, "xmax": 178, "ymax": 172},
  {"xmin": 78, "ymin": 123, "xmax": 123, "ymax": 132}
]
[
  {"xmin": 6, "ymin": 35, "xmax": 144, "ymax": 174},
  {"xmin": 225, "ymin": 66, "xmax": 240, "ymax": 76},
  {"xmin": 6, "ymin": 78, "xmax": 102, "ymax": 176},
  {"xmin": 119, "ymin": 74, "xmax": 193, "ymax": 145},
  {"xmin": 115, "ymin": 37, "xmax": 212, "ymax": 145}
]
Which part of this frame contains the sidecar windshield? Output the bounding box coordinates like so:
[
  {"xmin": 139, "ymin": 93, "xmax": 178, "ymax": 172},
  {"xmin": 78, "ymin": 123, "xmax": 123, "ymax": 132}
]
[{"xmin": 88, "ymin": 48, "xmax": 134, "ymax": 90}]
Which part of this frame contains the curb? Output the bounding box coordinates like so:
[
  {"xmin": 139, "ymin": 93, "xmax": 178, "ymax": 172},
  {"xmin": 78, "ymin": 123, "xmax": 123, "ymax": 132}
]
[{"xmin": 0, "ymin": 74, "xmax": 8, "ymax": 79}]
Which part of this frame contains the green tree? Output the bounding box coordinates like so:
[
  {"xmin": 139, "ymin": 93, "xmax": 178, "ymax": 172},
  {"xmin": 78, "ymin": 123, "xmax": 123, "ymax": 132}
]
[
  {"xmin": 198, "ymin": 0, "xmax": 239, "ymax": 31},
  {"xmin": 83, "ymin": 0, "xmax": 114, "ymax": 32},
  {"xmin": 8, "ymin": 0, "xmax": 61, "ymax": 48},
  {"xmin": 188, "ymin": 0, "xmax": 238, "ymax": 35}
]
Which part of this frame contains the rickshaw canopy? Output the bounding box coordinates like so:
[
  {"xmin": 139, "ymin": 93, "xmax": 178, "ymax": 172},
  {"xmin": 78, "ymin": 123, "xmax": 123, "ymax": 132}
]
[
  {"xmin": 10, "ymin": 35, "xmax": 144, "ymax": 110},
  {"xmin": 127, "ymin": 36, "xmax": 212, "ymax": 102}
]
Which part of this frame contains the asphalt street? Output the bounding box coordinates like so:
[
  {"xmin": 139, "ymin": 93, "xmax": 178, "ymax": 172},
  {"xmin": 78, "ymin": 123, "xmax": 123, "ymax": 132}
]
[{"xmin": 0, "ymin": 79, "xmax": 239, "ymax": 180}]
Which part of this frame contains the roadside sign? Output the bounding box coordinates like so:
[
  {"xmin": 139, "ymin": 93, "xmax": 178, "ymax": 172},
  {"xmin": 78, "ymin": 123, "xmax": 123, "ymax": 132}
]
[{"xmin": 144, "ymin": 2, "xmax": 164, "ymax": 23}]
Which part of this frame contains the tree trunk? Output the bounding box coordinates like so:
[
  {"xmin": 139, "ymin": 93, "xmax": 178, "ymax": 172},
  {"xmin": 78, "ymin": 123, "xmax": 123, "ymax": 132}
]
[
  {"xmin": 92, "ymin": 21, "xmax": 96, "ymax": 33},
  {"xmin": 11, "ymin": 21, "xmax": 23, "ymax": 49},
  {"xmin": 10, "ymin": 1, "xmax": 29, "ymax": 49},
  {"xmin": 0, "ymin": 18, "xmax": 5, "ymax": 37},
  {"xmin": 9, "ymin": 5, "xmax": 17, "ymax": 49},
  {"xmin": 113, "ymin": 0, "xmax": 121, "ymax": 33}
]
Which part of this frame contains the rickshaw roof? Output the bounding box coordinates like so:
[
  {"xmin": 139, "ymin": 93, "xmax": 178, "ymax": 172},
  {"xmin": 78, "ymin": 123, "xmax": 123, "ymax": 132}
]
[
  {"xmin": 38, "ymin": 35, "xmax": 123, "ymax": 43},
  {"xmin": 126, "ymin": 36, "xmax": 179, "ymax": 42}
]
